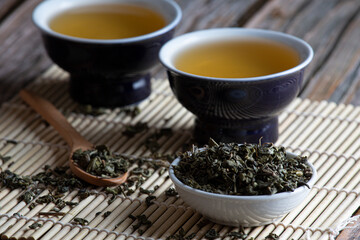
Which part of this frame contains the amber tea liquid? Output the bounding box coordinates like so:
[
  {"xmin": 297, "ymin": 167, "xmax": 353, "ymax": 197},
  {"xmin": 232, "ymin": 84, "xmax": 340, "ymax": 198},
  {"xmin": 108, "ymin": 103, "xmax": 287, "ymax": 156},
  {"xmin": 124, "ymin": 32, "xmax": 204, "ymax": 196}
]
[
  {"xmin": 174, "ymin": 38, "xmax": 300, "ymax": 78},
  {"xmin": 49, "ymin": 4, "xmax": 166, "ymax": 39}
]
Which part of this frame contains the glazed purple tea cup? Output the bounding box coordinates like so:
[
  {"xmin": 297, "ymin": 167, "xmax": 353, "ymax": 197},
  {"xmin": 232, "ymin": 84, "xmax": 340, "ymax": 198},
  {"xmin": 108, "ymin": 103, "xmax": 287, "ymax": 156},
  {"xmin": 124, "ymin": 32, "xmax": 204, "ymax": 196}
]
[
  {"xmin": 33, "ymin": 0, "xmax": 181, "ymax": 107},
  {"xmin": 159, "ymin": 28, "xmax": 313, "ymax": 143}
]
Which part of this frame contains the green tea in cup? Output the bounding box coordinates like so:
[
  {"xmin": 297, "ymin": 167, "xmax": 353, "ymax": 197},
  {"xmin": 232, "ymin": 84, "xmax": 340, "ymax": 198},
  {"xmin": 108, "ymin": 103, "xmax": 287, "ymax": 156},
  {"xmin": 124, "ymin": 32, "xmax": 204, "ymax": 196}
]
[
  {"xmin": 174, "ymin": 38, "xmax": 300, "ymax": 78},
  {"xmin": 159, "ymin": 28, "xmax": 313, "ymax": 144},
  {"xmin": 49, "ymin": 4, "xmax": 166, "ymax": 40},
  {"xmin": 32, "ymin": 0, "xmax": 181, "ymax": 107}
]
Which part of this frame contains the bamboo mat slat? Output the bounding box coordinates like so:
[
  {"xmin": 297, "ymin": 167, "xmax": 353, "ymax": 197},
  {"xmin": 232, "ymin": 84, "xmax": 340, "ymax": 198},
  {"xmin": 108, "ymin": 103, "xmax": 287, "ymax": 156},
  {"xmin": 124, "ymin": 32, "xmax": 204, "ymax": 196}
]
[{"xmin": 1, "ymin": 66, "xmax": 360, "ymax": 240}]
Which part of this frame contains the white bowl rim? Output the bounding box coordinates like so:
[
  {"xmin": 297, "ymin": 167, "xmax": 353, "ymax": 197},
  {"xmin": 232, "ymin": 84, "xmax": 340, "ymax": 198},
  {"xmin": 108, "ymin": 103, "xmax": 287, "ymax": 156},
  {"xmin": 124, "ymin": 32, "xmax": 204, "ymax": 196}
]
[
  {"xmin": 32, "ymin": 0, "xmax": 182, "ymax": 44},
  {"xmin": 169, "ymin": 150, "xmax": 317, "ymax": 201},
  {"xmin": 159, "ymin": 27, "xmax": 314, "ymax": 82}
]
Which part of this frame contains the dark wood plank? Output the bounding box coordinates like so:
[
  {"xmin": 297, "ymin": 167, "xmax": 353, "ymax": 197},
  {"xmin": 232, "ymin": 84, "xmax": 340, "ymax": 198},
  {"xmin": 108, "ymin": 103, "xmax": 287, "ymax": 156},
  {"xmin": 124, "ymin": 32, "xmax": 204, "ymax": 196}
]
[
  {"xmin": 0, "ymin": 0, "xmax": 52, "ymax": 104},
  {"xmin": 245, "ymin": 0, "xmax": 311, "ymax": 31},
  {"xmin": 0, "ymin": 0, "xmax": 22, "ymax": 21},
  {"xmin": 301, "ymin": 6, "xmax": 360, "ymax": 103},
  {"xmin": 174, "ymin": 0, "xmax": 262, "ymax": 34},
  {"xmin": 245, "ymin": 0, "xmax": 360, "ymax": 102}
]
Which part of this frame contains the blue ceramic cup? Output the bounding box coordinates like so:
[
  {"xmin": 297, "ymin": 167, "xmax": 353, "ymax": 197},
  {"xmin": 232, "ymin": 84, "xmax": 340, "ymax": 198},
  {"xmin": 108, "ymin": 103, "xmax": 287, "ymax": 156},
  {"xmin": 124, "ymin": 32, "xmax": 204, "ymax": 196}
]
[
  {"xmin": 159, "ymin": 28, "xmax": 313, "ymax": 144},
  {"xmin": 33, "ymin": 0, "xmax": 181, "ymax": 107}
]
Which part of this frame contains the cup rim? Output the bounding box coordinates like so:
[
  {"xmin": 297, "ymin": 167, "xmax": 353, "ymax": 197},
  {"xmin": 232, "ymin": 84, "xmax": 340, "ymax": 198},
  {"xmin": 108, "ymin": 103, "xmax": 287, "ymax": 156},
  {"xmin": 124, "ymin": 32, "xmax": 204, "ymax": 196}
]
[
  {"xmin": 169, "ymin": 150, "xmax": 317, "ymax": 201},
  {"xmin": 32, "ymin": 0, "xmax": 182, "ymax": 44},
  {"xmin": 159, "ymin": 28, "xmax": 314, "ymax": 82}
]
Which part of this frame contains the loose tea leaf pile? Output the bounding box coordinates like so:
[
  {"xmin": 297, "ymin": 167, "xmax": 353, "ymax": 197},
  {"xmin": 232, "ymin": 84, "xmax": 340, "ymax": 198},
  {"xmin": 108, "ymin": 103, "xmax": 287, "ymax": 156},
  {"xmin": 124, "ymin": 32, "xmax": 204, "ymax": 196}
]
[
  {"xmin": 0, "ymin": 166, "xmax": 87, "ymax": 211},
  {"xmin": 72, "ymin": 145, "xmax": 129, "ymax": 178},
  {"xmin": 173, "ymin": 140, "xmax": 313, "ymax": 195}
]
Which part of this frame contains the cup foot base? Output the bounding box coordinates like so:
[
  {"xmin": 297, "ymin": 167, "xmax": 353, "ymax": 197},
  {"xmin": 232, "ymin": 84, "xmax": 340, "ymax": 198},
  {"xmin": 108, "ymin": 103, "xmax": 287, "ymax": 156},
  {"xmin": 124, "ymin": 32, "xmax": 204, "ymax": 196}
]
[
  {"xmin": 69, "ymin": 74, "xmax": 151, "ymax": 107},
  {"xmin": 194, "ymin": 117, "xmax": 278, "ymax": 144}
]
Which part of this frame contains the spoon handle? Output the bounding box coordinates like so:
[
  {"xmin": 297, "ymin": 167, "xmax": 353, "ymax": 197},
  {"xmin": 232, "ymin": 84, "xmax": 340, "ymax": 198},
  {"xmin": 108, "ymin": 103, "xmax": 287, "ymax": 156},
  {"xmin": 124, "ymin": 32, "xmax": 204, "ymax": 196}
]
[{"xmin": 19, "ymin": 90, "xmax": 91, "ymax": 150}]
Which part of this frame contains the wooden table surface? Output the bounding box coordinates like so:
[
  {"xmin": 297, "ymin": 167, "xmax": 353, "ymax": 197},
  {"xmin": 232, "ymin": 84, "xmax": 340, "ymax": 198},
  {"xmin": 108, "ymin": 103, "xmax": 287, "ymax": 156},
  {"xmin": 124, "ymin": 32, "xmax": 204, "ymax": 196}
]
[{"xmin": 0, "ymin": 0, "xmax": 359, "ymax": 239}]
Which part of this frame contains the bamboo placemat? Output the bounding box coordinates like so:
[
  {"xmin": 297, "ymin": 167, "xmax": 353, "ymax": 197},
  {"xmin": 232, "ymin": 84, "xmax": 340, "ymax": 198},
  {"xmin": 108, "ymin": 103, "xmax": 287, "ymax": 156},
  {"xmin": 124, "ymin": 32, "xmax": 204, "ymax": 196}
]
[{"xmin": 1, "ymin": 66, "xmax": 360, "ymax": 240}]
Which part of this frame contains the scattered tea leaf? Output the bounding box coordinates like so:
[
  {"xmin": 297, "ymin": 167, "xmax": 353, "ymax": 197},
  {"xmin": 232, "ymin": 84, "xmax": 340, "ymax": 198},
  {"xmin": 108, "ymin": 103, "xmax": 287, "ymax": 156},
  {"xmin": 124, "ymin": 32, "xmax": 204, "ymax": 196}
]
[
  {"xmin": 105, "ymin": 186, "xmax": 120, "ymax": 195},
  {"xmin": 73, "ymin": 217, "xmax": 89, "ymax": 226},
  {"xmin": 78, "ymin": 188, "xmax": 94, "ymax": 200},
  {"xmin": 165, "ymin": 187, "xmax": 178, "ymax": 197},
  {"xmin": 29, "ymin": 222, "xmax": 42, "ymax": 229},
  {"xmin": 108, "ymin": 195, "xmax": 116, "ymax": 204},
  {"xmin": 205, "ymin": 229, "xmax": 219, "ymax": 239},
  {"xmin": 166, "ymin": 228, "xmax": 196, "ymax": 240},
  {"xmin": 265, "ymin": 233, "xmax": 280, "ymax": 240},
  {"xmin": 6, "ymin": 139, "xmax": 18, "ymax": 145},
  {"xmin": 145, "ymin": 195, "xmax": 156, "ymax": 206},
  {"xmin": 123, "ymin": 122, "xmax": 148, "ymax": 137},
  {"xmin": 131, "ymin": 214, "xmax": 152, "ymax": 230},
  {"xmin": 121, "ymin": 106, "xmax": 141, "ymax": 118},
  {"xmin": 28, "ymin": 203, "xmax": 36, "ymax": 210},
  {"xmin": 0, "ymin": 154, "xmax": 11, "ymax": 163},
  {"xmin": 76, "ymin": 104, "xmax": 107, "ymax": 116},
  {"xmin": 132, "ymin": 167, "xmax": 154, "ymax": 177},
  {"xmin": 140, "ymin": 187, "xmax": 154, "ymax": 195},
  {"xmin": 143, "ymin": 128, "xmax": 173, "ymax": 153},
  {"xmin": 103, "ymin": 211, "xmax": 112, "ymax": 218},
  {"xmin": 226, "ymin": 231, "xmax": 248, "ymax": 239},
  {"xmin": 38, "ymin": 212, "xmax": 66, "ymax": 217},
  {"xmin": 0, "ymin": 167, "xmax": 89, "ymax": 210},
  {"xmin": 0, "ymin": 170, "xmax": 33, "ymax": 190}
]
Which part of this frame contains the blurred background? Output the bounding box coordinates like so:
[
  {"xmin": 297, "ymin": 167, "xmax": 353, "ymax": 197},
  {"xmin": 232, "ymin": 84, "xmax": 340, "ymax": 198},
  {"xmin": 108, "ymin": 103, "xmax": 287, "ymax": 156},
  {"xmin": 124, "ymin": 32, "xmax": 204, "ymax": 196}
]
[{"xmin": 0, "ymin": 0, "xmax": 359, "ymax": 105}]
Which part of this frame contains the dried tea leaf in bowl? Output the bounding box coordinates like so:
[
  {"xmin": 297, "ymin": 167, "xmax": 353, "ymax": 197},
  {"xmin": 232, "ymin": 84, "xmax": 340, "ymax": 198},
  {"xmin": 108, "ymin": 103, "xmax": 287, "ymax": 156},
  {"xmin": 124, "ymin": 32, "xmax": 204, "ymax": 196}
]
[{"xmin": 173, "ymin": 140, "xmax": 313, "ymax": 196}]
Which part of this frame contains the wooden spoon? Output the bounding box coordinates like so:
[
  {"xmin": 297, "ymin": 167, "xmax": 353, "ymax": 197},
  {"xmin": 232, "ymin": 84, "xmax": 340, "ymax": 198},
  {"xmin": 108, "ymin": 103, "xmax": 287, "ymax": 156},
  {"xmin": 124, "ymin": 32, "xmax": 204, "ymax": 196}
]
[{"xmin": 19, "ymin": 90, "xmax": 128, "ymax": 186}]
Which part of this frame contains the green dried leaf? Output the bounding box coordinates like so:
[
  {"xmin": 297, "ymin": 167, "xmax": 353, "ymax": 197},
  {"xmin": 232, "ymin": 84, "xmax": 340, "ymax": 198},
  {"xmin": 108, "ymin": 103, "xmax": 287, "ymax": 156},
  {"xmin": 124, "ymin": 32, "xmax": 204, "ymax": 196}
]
[
  {"xmin": 103, "ymin": 211, "xmax": 111, "ymax": 218},
  {"xmin": 142, "ymin": 128, "xmax": 173, "ymax": 153},
  {"xmin": 29, "ymin": 222, "xmax": 42, "ymax": 229},
  {"xmin": 265, "ymin": 233, "xmax": 280, "ymax": 240},
  {"xmin": 0, "ymin": 154, "xmax": 11, "ymax": 163},
  {"xmin": 121, "ymin": 106, "xmax": 141, "ymax": 118},
  {"xmin": 205, "ymin": 229, "xmax": 219, "ymax": 239},
  {"xmin": 131, "ymin": 214, "xmax": 152, "ymax": 230},
  {"xmin": 6, "ymin": 139, "xmax": 18, "ymax": 145},
  {"xmin": 73, "ymin": 217, "xmax": 89, "ymax": 226},
  {"xmin": 226, "ymin": 231, "xmax": 248, "ymax": 239},
  {"xmin": 174, "ymin": 141, "xmax": 313, "ymax": 196},
  {"xmin": 165, "ymin": 187, "xmax": 178, "ymax": 197},
  {"xmin": 140, "ymin": 187, "xmax": 154, "ymax": 195},
  {"xmin": 145, "ymin": 195, "xmax": 156, "ymax": 206},
  {"xmin": 166, "ymin": 227, "xmax": 196, "ymax": 240},
  {"xmin": 76, "ymin": 104, "xmax": 108, "ymax": 116},
  {"xmin": 123, "ymin": 122, "xmax": 148, "ymax": 137}
]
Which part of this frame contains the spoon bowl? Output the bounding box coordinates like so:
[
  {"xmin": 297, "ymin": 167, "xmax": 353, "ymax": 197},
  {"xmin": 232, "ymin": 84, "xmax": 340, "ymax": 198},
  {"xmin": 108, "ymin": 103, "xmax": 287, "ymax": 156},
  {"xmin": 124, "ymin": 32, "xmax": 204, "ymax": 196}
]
[{"xmin": 20, "ymin": 90, "xmax": 128, "ymax": 186}]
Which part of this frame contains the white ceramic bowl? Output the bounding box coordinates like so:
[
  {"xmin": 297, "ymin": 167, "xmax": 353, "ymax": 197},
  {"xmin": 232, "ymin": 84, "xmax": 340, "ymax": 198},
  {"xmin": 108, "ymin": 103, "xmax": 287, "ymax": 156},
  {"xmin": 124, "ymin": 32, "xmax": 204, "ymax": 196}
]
[{"xmin": 169, "ymin": 152, "xmax": 317, "ymax": 227}]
